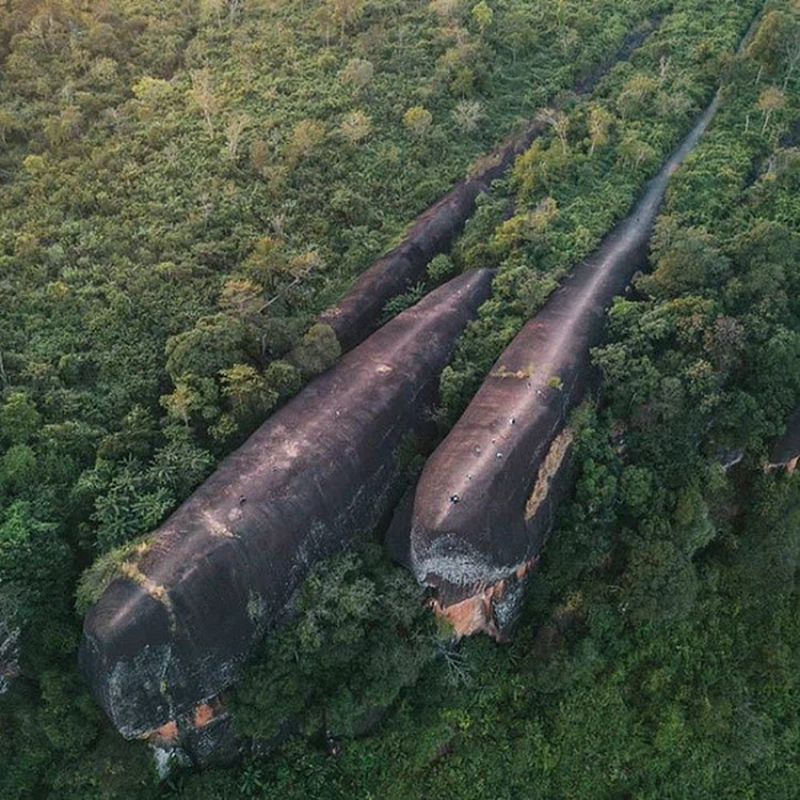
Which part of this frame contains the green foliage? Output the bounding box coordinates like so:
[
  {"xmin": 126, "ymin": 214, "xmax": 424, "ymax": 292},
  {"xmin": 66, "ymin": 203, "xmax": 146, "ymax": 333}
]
[
  {"xmin": 427, "ymin": 253, "xmax": 457, "ymax": 283},
  {"xmin": 403, "ymin": 106, "xmax": 434, "ymax": 137},
  {"xmin": 289, "ymin": 323, "xmax": 342, "ymax": 378},
  {"xmin": 220, "ymin": 363, "xmax": 279, "ymax": 425},
  {"xmin": 75, "ymin": 538, "xmax": 149, "ymax": 615},
  {"xmin": 0, "ymin": 392, "xmax": 40, "ymax": 446},
  {"xmin": 471, "ymin": 1, "xmax": 493, "ymax": 34},
  {"xmin": 175, "ymin": 5, "xmax": 800, "ymax": 796},
  {"xmin": 264, "ymin": 359, "xmax": 303, "ymax": 399},
  {"xmin": 231, "ymin": 546, "xmax": 435, "ymax": 741},
  {"xmin": 379, "ymin": 281, "xmax": 427, "ymax": 324},
  {"xmin": 439, "ymin": 0, "xmax": 769, "ymax": 422},
  {"xmin": 642, "ymin": 225, "xmax": 731, "ymax": 297},
  {"xmin": 0, "ymin": 502, "xmax": 70, "ymax": 625},
  {"xmin": 623, "ymin": 539, "xmax": 699, "ymax": 624},
  {"xmin": 83, "ymin": 429, "xmax": 213, "ymax": 553},
  {"xmin": 165, "ymin": 315, "xmax": 253, "ymax": 382}
]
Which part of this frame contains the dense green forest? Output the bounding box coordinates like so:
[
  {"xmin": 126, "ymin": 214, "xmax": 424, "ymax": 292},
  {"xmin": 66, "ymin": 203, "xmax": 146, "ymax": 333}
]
[{"xmin": 1, "ymin": 0, "xmax": 799, "ymax": 797}]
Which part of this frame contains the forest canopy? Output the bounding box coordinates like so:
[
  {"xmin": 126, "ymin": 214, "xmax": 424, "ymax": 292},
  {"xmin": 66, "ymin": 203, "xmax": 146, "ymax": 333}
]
[{"xmin": 1, "ymin": 0, "xmax": 799, "ymax": 797}]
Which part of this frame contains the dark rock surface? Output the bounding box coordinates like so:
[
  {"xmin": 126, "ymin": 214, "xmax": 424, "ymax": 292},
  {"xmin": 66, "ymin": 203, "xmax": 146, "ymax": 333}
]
[
  {"xmin": 406, "ymin": 95, "xmax": 724, "ymax": 627},
  {"xmin": 80, "ymin": 269, "xmax": 494, "ymax": 739}
]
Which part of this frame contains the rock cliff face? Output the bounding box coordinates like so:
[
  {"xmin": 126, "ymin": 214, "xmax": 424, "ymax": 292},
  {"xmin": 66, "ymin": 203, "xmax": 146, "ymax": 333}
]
[
  {"xmin": 80, "ymin": 269, "xmax": 493, "ymax": 739},
  {"xmin": 768, "ymin": 403, "xmax": 800, "ymax": 472},
  {"xmin": 405, "ymin": 95, "xmax": 724, "ymax": 637}
]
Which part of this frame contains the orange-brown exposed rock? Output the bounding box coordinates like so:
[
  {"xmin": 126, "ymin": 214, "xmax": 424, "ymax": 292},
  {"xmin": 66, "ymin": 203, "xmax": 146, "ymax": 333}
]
[
  {"xmin": 432, "ymin": 555, "xmax": 540, "ymax": 640},
  {"xmin": 151, "ymin": 720, "xmax": 178, "ymax": 746},
  {"xmin": 767, "ymin": 403, "xmax": 800, "ymax": 472}
]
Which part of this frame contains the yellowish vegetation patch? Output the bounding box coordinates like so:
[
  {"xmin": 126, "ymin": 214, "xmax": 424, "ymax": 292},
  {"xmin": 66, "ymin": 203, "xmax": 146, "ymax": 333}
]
[
  {"xmin": 525, "ymin": 427, "xmax": 575, "ymax": 521},
  {"xmin": 492, "ymin": 363, "xmax": 534, "ymax": 380}
]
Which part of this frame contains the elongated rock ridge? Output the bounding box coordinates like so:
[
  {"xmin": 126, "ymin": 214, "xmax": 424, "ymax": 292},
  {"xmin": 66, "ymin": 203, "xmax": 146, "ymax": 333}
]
[
  {"xmin": 317, "ymin": 20, "xmax": 660, "ymax": 353},
  {"xmin": 317, "ymin": 135, "xmax": 538, "ymax": 352},
  {"xmin": 406, "ymin": 94, "xmax": 724, "ymax": 637},
  {"xmin": 80, "ymin": 269, "xmax": 494, "ymax": 739}
]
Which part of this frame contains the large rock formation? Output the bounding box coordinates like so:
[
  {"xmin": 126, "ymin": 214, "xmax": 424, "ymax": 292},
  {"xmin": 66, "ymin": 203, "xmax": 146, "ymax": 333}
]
[
  {"xmin": 80, "ymin": 269, "xmax": 493, "ymax": 739},
  {"xmin": 404, "ymin": 94, "xmax": 724, "ymax": 638}
]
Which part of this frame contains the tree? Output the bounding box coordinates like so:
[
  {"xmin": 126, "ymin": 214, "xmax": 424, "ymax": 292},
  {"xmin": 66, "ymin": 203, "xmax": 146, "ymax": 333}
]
[
  {"xmin": 403, "ymin": 106, "xmax": 433, "ymax": 137},
  {"xmin": 160, "ymin": 379, "xmax": 203, "ymax": 427},
  {"xmin": 731, "ymin": 219, "xmax": 799, "ymax": 306},
  {"xmin": 536, "ymin": 107, "xmax": 570, "ymax": 154},
  {"xmin": 339, "ymin": 110, "xmax": 371, "ymax": 144},
  {"xmin": 512, "ymin": 138, "xmax": 570, "ymax": 198},
  {"xmin": 0, "ymin": 502, "xmax": 70, "ymax": 626},
  {"xmin": 747, "ymin": 10, "xmax": 800, "ymax": 89},
  {"xmin": 757, "ymin": 85, "xmax": 786, "ymax": 134},
  {"xmin": 643, "ymin": 227, "xmax": 731, "ymax": 299},
  {"xmin": 329, "ymin": 0, "xmax": 364, "ymax": 39},
  {"xmin": 588, "ymin": 106, "xmax": 614, "ymax": 156},
  {"xmin": 224, "ymin": 113, "xmax": 250, "ymax": 162},
  {"xmin": 189, "ymin": 69, "xmax": 221, "ymax": 134},
  {"xmin": 617, "ymin": 134, "xmax": 656, "ymax": 171},
  {"xmin": 0, "ymin": 392, "xmax": 40, "ymax": 445},
  {"xmin": 0, "ymin": 109, "xmax": 21, "ymax": 145},
  {"xmin": 471, "ymin": 1, "xmax": 493, "ymax": 34},
  {"xmin": 231, "ymin": 546, "xmax": 434, "ymax": 740},
  {"xmin": 242, "ymin": 236, "xmax": 286, "ymax": 289},
  {"xmin": 131, "ymin": 76, "xmax": 176, "ymax": 121},
  {"xmin": 452, "ymin": 100, "xmax": 483, "ymax": 132},
  {"xmin": 623, "ymin": 539, "xmax": 698, "ymax": 625},
  {"xmin": 1, "ymin": 445, "xmax": 37, "ymax": 494},
  {"xmin": 494, "ymin": 196, "xmax": 558, "ymax": 248},
  {"xmin": 286, "ymin": 119, "xmax": 325, "ymax": 163},
  {"xmin": 159, "ymin": 373, "xmax": 220, "ymax": 430},
  {"xmin": 44, "ymin": 105, "xmax": 83, "ymax": 147},
  {"xmin": 220, "ymin": 363, "xmax": 278, "ymax": 423},
  {"xmin": 340, "ymin": 58, "xmax": 374, "ymax": 92},
  {"xmin": 616, "ymin": 74, "xmax": 658, "ymax": 119},
  {"xmin": 264, "ymin": 360, "xmax": 303, "ymax": 398},
  {"xmin": 219, "ymin": 278, "xmax": 263, "ymax": 325},
  {"xmin": 165, "ymin": 314, "xmax": 253, "ymax": 381},
  {"xmin": 290, "ymin": 324, "xmax": 341, "ymax": 377}
]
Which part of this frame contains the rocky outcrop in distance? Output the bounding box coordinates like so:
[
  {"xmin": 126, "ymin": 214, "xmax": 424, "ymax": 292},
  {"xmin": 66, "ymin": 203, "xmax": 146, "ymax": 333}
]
[
  {"xmin": 79, "ymin": 269, "xmax": 493, "ymax": 739},
  {"xmin": 767, "ymin": 403, "xmax": 800, "ymax": 472},
  {"xmin": 404, "ymin": 93, "xmax": 725, "ymax": 638}
]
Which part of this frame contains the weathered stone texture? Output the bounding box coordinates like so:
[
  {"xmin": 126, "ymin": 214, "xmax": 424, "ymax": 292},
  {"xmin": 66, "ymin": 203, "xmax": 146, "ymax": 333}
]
[{"xmin": 80, "ymin": 269, "xmax": 493, "ymax": 738}]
